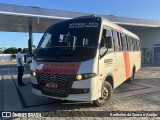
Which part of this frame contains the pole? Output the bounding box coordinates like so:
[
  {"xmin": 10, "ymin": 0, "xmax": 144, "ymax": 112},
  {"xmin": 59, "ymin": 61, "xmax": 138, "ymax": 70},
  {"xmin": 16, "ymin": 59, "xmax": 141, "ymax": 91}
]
[{"xmin": 28, "ymin": 25, "xmax": 33, "ymax": 55}]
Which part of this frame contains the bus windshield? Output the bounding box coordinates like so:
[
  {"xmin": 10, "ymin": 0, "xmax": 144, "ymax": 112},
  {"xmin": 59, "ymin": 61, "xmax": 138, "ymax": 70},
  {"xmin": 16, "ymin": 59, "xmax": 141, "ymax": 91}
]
[{"xmin": 36, "ymin": 18, "xmax": 101, "ymax": 61}]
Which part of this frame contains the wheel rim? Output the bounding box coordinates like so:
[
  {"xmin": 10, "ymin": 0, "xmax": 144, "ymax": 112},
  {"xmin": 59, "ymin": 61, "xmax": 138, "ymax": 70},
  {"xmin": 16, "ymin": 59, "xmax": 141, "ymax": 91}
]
[{"xmin": 99, "ymin": 86, "xmax": 109, "ymax": 100}]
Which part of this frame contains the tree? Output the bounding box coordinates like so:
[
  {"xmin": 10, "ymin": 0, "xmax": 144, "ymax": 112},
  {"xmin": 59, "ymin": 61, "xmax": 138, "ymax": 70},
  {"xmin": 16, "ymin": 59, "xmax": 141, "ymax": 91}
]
[
  {"xmin": 0, "ymin": 47, "xmax": 6, "ymax": 54},
  {"xmin": 0, "ymin": 48, "xmax": 2, "ymax": 54},
  {"xmin": 23, "ymin": 48, "xmax": 29, "ymax": 53},
  {"xmin": 32, "ymin": 45, "xmax": 36, "ymax": 48},
  {"xmin": 10, "ymin": 54, "xmax": 16, "ymax": 61},
  {"xmin": 3, "ymin": 47, "xmax": 18, "ymax": 54}
]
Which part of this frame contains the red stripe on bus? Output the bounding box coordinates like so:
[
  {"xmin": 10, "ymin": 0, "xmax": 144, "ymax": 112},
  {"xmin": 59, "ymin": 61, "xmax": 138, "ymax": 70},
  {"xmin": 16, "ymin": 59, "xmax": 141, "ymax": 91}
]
[
  {"xmin": 123, "ymin": 52, "xmax": 131, "ymax": 79},
  {"xmin": 36, "ymin": 62, "xmax": 81, "ymax": 74}
]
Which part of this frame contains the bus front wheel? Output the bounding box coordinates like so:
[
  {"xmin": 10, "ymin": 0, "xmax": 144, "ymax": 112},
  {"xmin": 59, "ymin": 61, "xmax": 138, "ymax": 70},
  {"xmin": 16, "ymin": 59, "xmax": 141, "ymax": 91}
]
[{"xmin": 93, "ymin": 81, "xmax": 113, "ymax": 107}]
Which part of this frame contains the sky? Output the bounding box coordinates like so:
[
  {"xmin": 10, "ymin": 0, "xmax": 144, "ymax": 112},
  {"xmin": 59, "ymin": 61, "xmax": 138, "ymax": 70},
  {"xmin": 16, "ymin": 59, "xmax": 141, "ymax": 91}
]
[{"xmin": 0, "ymin": 0, "xmax": 160, "ymax": 49}]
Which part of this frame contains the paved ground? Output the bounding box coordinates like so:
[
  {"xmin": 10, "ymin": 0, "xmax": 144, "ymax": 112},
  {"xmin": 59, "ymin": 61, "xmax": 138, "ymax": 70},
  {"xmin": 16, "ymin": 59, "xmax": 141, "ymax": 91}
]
[
  {"xmin": 0, "ymin": 75, "xmax": 3, "ymax": 111},
  {"xmin": 0, "ymin": 63, "xmax": 160, "ymax": 120}
]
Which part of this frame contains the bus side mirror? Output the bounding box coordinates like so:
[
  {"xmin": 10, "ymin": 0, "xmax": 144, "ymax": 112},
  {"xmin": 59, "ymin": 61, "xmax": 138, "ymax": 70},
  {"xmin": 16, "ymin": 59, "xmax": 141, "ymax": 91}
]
[{"xmin": 106, "ymin": 37, "xmax": 112, "ymax": 48}]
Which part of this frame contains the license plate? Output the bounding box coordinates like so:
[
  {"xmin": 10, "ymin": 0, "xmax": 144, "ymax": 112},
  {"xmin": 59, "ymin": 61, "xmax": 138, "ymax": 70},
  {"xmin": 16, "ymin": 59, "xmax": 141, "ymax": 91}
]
[{"xmin": 46, "ymin": 83, "xmax": 58, "ymax": 89}]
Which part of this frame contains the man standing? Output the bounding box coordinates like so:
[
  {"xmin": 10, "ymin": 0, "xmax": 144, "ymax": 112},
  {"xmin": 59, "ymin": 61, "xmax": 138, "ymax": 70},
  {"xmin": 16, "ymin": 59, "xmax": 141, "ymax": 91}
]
[{"xmin": 16, "ymin": 48, "xmax": 26, "ymax": 86}]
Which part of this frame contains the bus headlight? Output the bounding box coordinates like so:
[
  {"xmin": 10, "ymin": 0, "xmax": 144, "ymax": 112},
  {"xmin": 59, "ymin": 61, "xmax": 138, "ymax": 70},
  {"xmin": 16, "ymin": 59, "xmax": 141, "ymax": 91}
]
[
  {"xmin": 31, "ymin": 71, "xmax": 36, "ymax": 77},
  {"xmin": 76, "ymin": 74, "xmax": 82, "ymax": 80},
  {"xmin": 76, "ymin": 73, "xmax": 96, "ymax": 80}
]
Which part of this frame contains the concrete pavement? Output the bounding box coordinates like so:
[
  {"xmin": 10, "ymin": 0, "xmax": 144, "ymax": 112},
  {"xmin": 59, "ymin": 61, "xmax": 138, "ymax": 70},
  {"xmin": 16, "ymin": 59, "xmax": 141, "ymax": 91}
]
[
  {"xmin": 0, "ymin": 75, "xmax": 3, "ymax": 111},
  {"xmin": 0, "ymin": 63, "xmax": 160, "ymax": 113}
]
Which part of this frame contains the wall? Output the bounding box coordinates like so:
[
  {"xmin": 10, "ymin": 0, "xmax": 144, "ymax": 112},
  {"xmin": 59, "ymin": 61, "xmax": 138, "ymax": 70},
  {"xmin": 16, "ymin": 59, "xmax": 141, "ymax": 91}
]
[
  {"xmin": 0, "ymin": 54, "xmax": 24, "ymax": 62},
  {"xmin": 0, "ymin": 54, "xmax": 12, "ymax": 62},
  {"xmin": 135, "ymin": 28, "xmax": 160, "ymax": 63}
]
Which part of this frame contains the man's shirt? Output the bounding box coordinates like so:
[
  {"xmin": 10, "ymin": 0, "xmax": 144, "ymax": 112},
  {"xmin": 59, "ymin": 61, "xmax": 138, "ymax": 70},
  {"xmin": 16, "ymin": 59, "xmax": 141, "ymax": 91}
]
[{"xmin": 16, "ymin": 52, "xmax": 24, "ymax": 66}]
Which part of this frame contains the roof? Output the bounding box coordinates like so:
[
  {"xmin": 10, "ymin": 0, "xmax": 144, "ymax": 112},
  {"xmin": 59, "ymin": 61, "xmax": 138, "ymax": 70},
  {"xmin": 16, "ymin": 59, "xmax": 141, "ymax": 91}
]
[{"xmin": 0, "ymin": 3, "xmax": 160, "ymax": 33}]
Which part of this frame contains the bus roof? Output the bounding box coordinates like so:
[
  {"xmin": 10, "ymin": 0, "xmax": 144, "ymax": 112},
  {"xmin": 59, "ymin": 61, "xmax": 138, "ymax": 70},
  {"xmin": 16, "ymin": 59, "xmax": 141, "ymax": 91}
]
[
  {"xmin": 51, "ymin": 15, "xmax": 139, "ymax": 40},
  {"xmin": 74, "ymin": 15, "xmax": 139, "ymax": 40},
  {"xmin": 101, "ymin": 17, "xmax": 140, "ymax": 40}
]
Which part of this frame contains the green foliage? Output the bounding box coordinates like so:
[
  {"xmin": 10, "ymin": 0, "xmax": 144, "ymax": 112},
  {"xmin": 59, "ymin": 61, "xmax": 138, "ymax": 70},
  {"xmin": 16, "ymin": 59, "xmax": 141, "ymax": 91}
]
[
  {"xmin": 23, "ymin": 48, "xmax": 29, "ymax": 53},
  {"xmin": 3, "ymin": 47, "xmax": 18, "ymax": 54},
  {"xmin": 0, "ymin": 47, "xmax": 6, "ymax": 54},
  {"xmin": 32, "ymin": 45, "xmax": 36, "ymax": 48},
  {"xmin": 10, "ymin": 54, "xmax": 16, "ymax": 61},
  {"xmin": 2, "ymin": 47, "xmax": 30, "ymax": 54}
]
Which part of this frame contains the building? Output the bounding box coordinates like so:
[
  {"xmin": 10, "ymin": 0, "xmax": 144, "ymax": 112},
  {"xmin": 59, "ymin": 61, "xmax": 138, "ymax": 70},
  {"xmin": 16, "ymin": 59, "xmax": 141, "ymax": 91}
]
[{"xmin": 0, "ymin": 3, "xmax": 160, "ymax": 64}]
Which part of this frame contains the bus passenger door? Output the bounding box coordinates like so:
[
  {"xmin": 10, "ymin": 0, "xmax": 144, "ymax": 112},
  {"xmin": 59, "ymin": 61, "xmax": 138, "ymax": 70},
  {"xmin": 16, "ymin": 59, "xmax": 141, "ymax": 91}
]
[{"xmin": 99, "ymin": 28, "xmax": 114, "ymax": 88}]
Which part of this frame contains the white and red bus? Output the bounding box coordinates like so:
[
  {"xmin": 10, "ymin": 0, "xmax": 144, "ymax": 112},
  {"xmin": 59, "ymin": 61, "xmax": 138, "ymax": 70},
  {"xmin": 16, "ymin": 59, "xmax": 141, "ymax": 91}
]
[{"xmin": 30, "ymin": 15, "xmax": 141, "ymax": 106}]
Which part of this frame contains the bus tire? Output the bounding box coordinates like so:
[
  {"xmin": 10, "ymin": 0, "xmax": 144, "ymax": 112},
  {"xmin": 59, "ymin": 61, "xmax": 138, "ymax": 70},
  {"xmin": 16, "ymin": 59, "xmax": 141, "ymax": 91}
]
[
  {"xmin": 93, "ymin": 81, "xmax": 113, "ymax": 107},
  {"xmin": 128, "ymin": 70, "xmax": 135, "ymax": 82}
]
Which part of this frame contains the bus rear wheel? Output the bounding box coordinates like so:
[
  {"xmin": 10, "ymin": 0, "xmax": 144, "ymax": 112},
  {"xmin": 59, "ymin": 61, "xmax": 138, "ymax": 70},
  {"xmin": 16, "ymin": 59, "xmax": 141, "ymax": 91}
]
[
  {"xmin": 127, "ymin": 69, "xmax": 135, "ymax": 82},
  {"xmin": 93, "ymin": 81, "xmax": 113, "ymax": 107}
]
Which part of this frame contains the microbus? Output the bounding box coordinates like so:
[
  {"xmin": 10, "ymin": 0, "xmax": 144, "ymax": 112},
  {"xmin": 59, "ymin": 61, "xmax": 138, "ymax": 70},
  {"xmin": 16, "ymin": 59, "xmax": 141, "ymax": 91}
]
[{"xmin": 30, "ymin": 15, "xmax": 141, "ymax": 106}]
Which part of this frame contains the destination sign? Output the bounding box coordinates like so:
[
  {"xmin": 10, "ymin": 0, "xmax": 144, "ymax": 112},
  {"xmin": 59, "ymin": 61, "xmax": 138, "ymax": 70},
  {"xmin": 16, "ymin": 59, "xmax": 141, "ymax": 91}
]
[{"xmin": 69, "ymin": 22, "xmax": 99, "ymax": 28}]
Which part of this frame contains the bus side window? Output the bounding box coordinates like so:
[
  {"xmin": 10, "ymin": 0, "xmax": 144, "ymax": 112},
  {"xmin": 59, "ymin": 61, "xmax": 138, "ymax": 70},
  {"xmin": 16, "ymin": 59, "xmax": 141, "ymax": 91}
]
[
  {"xmin": 127, "ymin": 36, "xmax": 132, "ymax": 51},
  {"xmin": 100, "ymin": 29, "xmax": 107, "ymax": 56},
  {"xmin": 136, "ymin": 40, "xmax": 140, "ymax": 51},
  {"xmin": 100, "ymin": 28, "xmax": 112, "ymax": 48},
  {"xmin": 135, "ymin": 39, "xmax": 137, "ymax": 51},
  {"xmin": 106, "ymin": 29, "xmax": 112, "ymax": 48},
  {"xmin": 118, "ymin": 33, "xmax": 122, "ymax": 51},
  {"xmin": 133, "ymin": 39, "xmax": 136, "ymax": 51},
  {"xmin": 131, "ymin": 38, "xmax": 134, "ymax": 51},
  {"xmin": 100, "ymin": 28, "xmax": 112, "ymax": 56},
  {"xmin": 136, "ymin": 41, "xmax": 138, "ymax": 51},
  {"xmin": 121, "ymin": 33, "xmax": 128, "ymax": 51},
  {"xmin": 112, "ymin": 30, "xmax": 120, "ymax": 51},
  {"xmin": 138, "ymin": 41, "xmax": 141, "ymax": 51},
  {"xmin": 132, "ymin": 38, "xmax": 134, "ymax": 51}
]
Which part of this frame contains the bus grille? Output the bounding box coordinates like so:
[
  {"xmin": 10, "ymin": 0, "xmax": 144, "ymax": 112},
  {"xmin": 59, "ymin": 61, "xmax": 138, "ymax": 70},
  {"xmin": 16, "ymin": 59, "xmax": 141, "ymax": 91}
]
[{"xmin": 37, "ymin": 73, "xmax": 74, "ymax": 97}]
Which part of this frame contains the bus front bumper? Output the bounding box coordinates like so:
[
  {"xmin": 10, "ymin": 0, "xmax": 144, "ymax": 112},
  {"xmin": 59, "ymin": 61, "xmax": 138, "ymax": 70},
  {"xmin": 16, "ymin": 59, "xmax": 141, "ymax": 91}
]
[
  {"xmin": 30, "ymin": 73, "xmax": 101, "ymax": 101},
  {"xmin": 32, "ymin": 87, "xmax": 92, "ymax": 101},
  {"xmin": 31, "ymin": 76, "xmax": 93, "ymax": 101}
]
